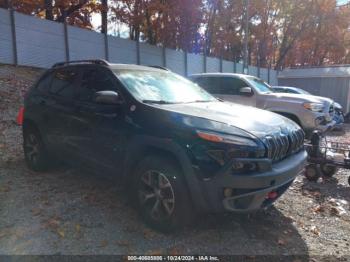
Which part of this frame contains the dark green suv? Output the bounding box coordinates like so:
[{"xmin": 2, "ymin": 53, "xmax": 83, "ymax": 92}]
[{"xmin": 19, "ymin": 60, "xmax": 307, "ymax": 232}]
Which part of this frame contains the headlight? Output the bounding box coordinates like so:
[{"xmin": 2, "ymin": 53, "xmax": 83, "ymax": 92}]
[
  {"xmin": 303, "ymin": 102, "xmax": 324, "ymax": 112},
  {"xmin": 196, "ymin": 130, "xmax": 258, "ymax": 147}
]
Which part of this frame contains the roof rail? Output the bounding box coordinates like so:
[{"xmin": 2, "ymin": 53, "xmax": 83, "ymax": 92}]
[
  {"xmin": 52, "ymin": 59, "xmax": 109, "ymax": 68},
  {"xmin": 148, "ymin": 65, "xmax": 170, "ymax": 71}
]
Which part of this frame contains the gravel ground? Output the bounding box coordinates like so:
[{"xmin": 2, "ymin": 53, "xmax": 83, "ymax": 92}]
[{"xmin": 0, "ymin": 64, "xmax": 350, "ymax": 259}]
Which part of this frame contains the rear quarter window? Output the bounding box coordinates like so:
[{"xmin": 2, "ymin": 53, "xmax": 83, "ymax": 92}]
[
  {"xmin": 36, "ymin": 72, "xmax": 53, "ymax": 93},
  {"xmin": 49, "ymin": 69, "xmax": 79, "ymax": 99}
]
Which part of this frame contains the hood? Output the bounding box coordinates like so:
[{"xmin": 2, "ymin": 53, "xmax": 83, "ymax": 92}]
[
  {"xmin": 266, "ymin": 92, "xmax": 333, "ymax": 105},
  {"xmin": 152, "ymin": 101, "xmax": 300, "ymax": 139}
]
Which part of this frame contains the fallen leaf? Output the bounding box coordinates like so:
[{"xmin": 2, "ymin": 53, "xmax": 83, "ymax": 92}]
[
  {"xmin": 75, "ymin": 224, "xmax": 81, "ymax": 233},
  {"xmin": 146, "ymin": 249, "xmax": 163, "ymax": 255},
  {"xmin": 277, "ymin": 239, "xmax": 286, "ymax": 246},
  {"xmin": 57, "ymin": 228, "xmax": 65, "ymax": 238},
  {"xmin": 116, "ymin": 240, "xmax": 130, "ymax": 247},
  {"xmin": 99, "ymin": 240, "xmax": 108, "ymax": 247},
  {"xmin": 312, "ymin": 205, "xmax": 325, "ymax": 213},
  {"xmin": 143, "ymin": 228, "xmax": 156, "ymax": 239},
  {"xmin": 168, "ymin": 247, "xmax": 182, "ymax": 255},
  {"xmin": 310, "ymin": 226, "xmax": 320, "ymax": 236},
  {"xmin": 31, "ymin": 208, "xmax": 41, "ymax": 216}
]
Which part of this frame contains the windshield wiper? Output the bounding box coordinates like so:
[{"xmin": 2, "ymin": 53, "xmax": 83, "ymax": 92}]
[
  {"xmin": 185, "ymin": 99, "xmax": 216, "ymax": 103},
  {"xmin": 142, "ymin": 100, "xmax": 176, "ymax": 104}
]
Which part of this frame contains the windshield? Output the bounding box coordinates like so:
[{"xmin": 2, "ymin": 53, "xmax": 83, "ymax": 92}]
[
  {"xmin": 114, "ymin": 69, "xmax": 216, "ymax": 104},
  {"xmin": 245, "ymin": 76, "xmax": 273, "ymax": 94}
]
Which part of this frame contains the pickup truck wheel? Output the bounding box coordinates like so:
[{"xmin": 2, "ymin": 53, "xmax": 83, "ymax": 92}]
[
  {"xmin": 320, "ymin": 163, "xmax": 338, "ymax": 177},
  {"xmin": 23, "ymin": 127, "xmax": 50, "ymax": 172},
  {"xmin": 134, "ymin": 156, "xmax": 195, "ymax": 232},
  {"xmin": 305, "ymin": 164, "xmax": 321, "ymax": 182}
]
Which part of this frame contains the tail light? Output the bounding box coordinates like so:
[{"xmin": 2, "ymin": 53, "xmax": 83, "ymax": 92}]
[{"xmin": 16, "ymin": 106, "xmax": 24, "ymax": 125}]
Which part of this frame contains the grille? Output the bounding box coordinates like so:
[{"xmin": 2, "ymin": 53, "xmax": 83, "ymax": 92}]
[{"xmin": 264, "ymin": 129, "xmax": 304, "ymax": 162}]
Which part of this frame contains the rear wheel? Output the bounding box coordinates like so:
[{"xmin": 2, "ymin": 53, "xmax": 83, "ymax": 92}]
[
  {"xmin": 133, "ymin": 155, "xmax": 195, "ymax": 232},
  {"xmin": 23, "ymin": 126, "xmax": 50, "ymax": 172}
]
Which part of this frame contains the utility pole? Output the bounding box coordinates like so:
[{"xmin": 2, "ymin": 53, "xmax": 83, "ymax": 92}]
[{"xmin": 243, "ymin": 0, "xmax": 249, "ymax": 74}]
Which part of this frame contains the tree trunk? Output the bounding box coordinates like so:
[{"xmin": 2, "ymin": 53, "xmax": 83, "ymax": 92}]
[
  {"xmin": 101, "ymin": 0, "xmax": 108, "ymax": 34},
  {"xmin": 45, "ymin": 0, "xmax": 53, "ymax": 20}
]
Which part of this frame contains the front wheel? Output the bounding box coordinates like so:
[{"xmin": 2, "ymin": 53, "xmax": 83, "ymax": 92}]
[
  {"xmin": 320, "ymin": 163, "xmax": 338, "ymax": 177},
  {"xmin": 305, "ymin": 164, "xmax": 321, "ymax": 182},
  {"xmin": 133, "ymin": 156, "xmax": 195, "ymax": 232}
]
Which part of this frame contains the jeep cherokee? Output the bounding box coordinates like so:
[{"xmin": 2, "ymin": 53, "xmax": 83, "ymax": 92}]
[{"xmin": 19, "ymin": 60, "xmax": 307, "ymax": 232}]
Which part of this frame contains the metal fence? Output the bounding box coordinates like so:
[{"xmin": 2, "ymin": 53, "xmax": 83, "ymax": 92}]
[
  {"xmin": 278, "ymin": 67, "xmax": 350, "ymax": 113},
  {"xmin": 0, "ymin": 8, "xmax": 278, "ymax": 84}
]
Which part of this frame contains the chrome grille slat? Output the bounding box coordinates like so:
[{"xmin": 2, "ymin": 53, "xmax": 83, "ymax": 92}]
[{"xmin": 264, "ymin": 129, "xmax": 304, "ymax": 162}]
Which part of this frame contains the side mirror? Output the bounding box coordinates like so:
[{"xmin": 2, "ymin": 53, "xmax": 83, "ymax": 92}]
[
  {"xmin": 94, "ymin": 91, "xmax": 121, "ymax": 104},
  {"xmin": 239, "ymin": 87, "xmax": 253, "ymax": 96}
]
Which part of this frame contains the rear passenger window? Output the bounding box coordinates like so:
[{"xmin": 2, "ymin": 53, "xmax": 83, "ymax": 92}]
[
  {"xmin": 195, "ymin": 77, "xmax": 221, "ymax": 94},
  {"xmin": 78, "ymin": 68, "xmax": 116, "ymax": 102},
  {"xmin": 36, "ymin": 72, "xmax": 53, "ymax": 92},
  {"xmin": 50, "ymin": 69, "xmax": 78, "ymax": 99},
  {"xmin": 220, "ymin": 77, "xmax": 247, "ymax": 95}
]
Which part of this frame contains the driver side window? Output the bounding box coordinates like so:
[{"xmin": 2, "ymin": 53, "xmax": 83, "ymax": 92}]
[
  {"xmin": 220, "ymin": 77, "xmax": 247, "ymax": 95},
  {"xmin": 78, "ymin": 67, "xmax": 117, "ymax": 102}
]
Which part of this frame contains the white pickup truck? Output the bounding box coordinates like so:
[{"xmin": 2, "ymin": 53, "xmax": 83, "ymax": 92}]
[{"xmin": 190, "ymin": 73, "xmax": 335, "ymax": 135}]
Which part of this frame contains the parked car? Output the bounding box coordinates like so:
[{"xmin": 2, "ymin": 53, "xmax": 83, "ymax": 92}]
[
  {"xmin": 190, "ymin": 73, "xmax": 335, "ymax": 136},
  {"xmin": 272, "ymin": 86, "xmax": 344, "ymax": 129},
  {"xmin": 19, "ymin": 60, "xmax": 307, "ymax": 232},
  {"xmin": 271, "ymin": 86, "xmax": 311, "ymax": 95}
]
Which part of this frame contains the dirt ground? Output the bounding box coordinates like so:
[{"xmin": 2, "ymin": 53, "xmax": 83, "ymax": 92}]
[{"xmin": 0, "ymin": 64, "xmax": 350, "ymax": 260}]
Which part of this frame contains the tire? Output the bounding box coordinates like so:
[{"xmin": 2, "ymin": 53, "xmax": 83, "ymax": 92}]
[
  {"xmin": 23, "ymin": 126, "xmax": 51, "ymax": 172},
  {"xmin": 133, "ymin": 155, "xmax": 195, "ymax": 232},
  {"xmin": 305, "ymin": 164, "xmax": 321, "ymax": 182},
  {"xmin": 320, "ymin": 163, "xmax": 338, "ymax": 177},
  {"xmin": 348, "ymin": 176, "xmax": 350, "ymax": 186}
]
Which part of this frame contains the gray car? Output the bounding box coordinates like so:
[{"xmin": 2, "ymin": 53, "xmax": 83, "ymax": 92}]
[
  {"xmin": 190, "ymin": 73, "xmax": 335, "ymax": 135},
  {"xmin": 272, "ymin": 86, "xmax": 344, "ymax": 129}
]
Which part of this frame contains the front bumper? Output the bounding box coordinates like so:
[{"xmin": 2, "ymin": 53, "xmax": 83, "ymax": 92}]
[
  {"xmin": 301, "ymin": 110, "xmax": 335, "ymax": 133},
  {"xmin": 198, "ymin": 150, "xmax": 307, "ymax": 212}
]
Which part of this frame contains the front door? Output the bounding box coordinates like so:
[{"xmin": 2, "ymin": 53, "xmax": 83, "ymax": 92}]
[
  {"xmin": 216, "ymin": 77, "xmax": 256, "ymax": 107},
  {"xmin": 71, "ymin": 66, "xmax": 127, "ymax": 172}
]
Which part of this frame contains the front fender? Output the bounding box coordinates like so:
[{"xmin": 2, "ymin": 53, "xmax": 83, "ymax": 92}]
[{"xmin": 123, "ymin": 135, "xmax": 208, "ymax": 212}]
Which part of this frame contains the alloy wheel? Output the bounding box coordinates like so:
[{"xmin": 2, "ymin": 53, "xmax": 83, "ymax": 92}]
[{"xmin": 138, "ymin": 170, "xmax": 175, "ymax": 221}]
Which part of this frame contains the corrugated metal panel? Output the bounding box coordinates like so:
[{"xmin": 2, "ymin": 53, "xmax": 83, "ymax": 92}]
[
  {"xmin": 108, "ymin": 36, "xmax": 137, "ymax": 64},
  {"xmin": 236, "ymin": 62, "xmax": 243, "ymax": 73},
  {"xmin": 165, "ymin": 48, "xmax": 185, "ymax": 76},
  {"xmin": 139, "ymin": 42, "xmax": 162, "ymax": 66},
  {"xmin": 260, "ymin": 68, "xmax": 269, "ymax": 82},
  {"xmin": 0, "ymin": 8, "xmax": 14, "ymax": 64},
  {"xmin": 68, "ymin": 25, "xmax": 105, "ymax": 61},
  {"xmin": 187, "ymin": 53, "xmax": 204, "ymax": 75},
  {"xmin": 269, "ymin": 70, "xmax": 278, "ymax": 85},
  {"xmin": 248, "ymin": 65, "xmax": 257, "ymax": 77},
  {"xmin": 279, "ymin": 66, "xmax": 350, "ymax": 78},
  {"xmin": 278, "ymin": 77, "xmax": 350, "ymax": 113},
  {"xmin": 15, "ymin": 12, "xmax": 65, "ymax": 68},
  {"xmin": 206, "ymin": 57, "xmax": 220, "ymax": 72},
  {"xmin": 222, "ymin": 60, "xmax": 233, "ymax": 73}
]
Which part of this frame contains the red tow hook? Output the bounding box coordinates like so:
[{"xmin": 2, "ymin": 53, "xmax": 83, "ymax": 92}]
[
  {"xmin": 267, "ymin": 191, "xmax": 278, "ymax": 199},
  {"xmin": 16, "ymin": 106, "xmax": 24, "ymax": 125}
]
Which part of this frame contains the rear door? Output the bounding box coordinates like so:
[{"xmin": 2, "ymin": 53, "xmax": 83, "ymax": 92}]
[{"xmin": 45, "ymin": 67, "xmax": 80, "ymax": 155}]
